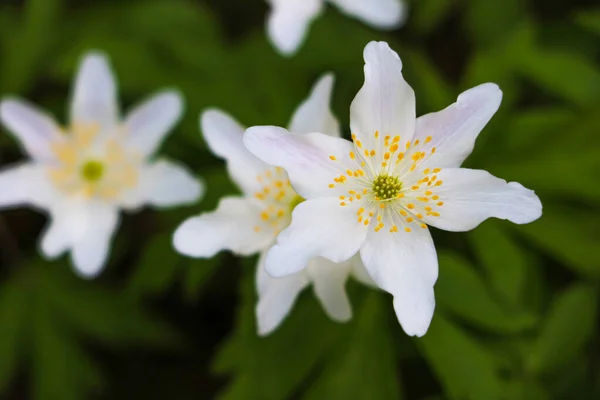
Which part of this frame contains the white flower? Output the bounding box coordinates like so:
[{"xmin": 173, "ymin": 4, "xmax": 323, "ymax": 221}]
[
  {"xmin": 243, "ymin": 41, "xmax": 543, "ymax": 337},
  {"xmin": 267, "ymin": 0, "xmax": 406, "ymax": 55},
  {"xmin": 0, "ymin": 52, "xmax": 203, "ymax": 278},
  {"xmin": 173, "ymin": 74, "xmax": 373, "ymax": 335}
]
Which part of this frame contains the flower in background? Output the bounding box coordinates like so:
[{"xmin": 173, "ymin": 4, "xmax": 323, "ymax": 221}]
[
  {"xmin": 267, "ymin": 0, "xmax": 406, "ymax": 56},
  {"xmin": 244, "ymin": 41, "xmax": 543, "ymax": 337},
  {"xmin": 0, "ymin": 52, "xmax": 202, "ymax": 278},
  {"xmin": 174, "ymin": 75, "xmax": 373, "ymax": 335}
]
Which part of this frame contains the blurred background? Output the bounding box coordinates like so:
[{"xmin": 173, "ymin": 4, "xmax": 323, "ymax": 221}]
[{"xmin": 0, "ymin": 0, "xmax": 599, "ymax": 398}]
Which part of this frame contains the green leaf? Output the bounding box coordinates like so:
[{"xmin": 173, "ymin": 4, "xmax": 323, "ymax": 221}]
[
  {"xmin": 418, "ymin": 314, "xmax": 504, "ymax": 400},
  {"xmin": 517, "ymin": 48, "xmax": 600, "ymax": 106},
  {"xmin": 527, "ymin": 284, "xmax": 598, "ymax": 374},
  {"xmin": 303, "ymin": 292, "xmax": 401, "ymax": 400},
  {"xmin": 214, "ymin": 261, "xmax": 341, "ymax": 400},
  {"xmin": 411, "ymin": 0, "xmax": 456, "ymax": 35},
  {"xmin": 1, "ymin": 0, "xmax": 62, "ymax": 93},
  {"xmin": 469, "ymin": 221, "xmax": 530, "ymax": 308},
  {"xmin": 0, "ymin": 279, "xmax": 26, "ymax": 392},
  {"xmin": 514, "ymin": 204, "xmax": 600, "ymax": 278},
  {"xmin": 465, "ymin": 0, "xmax": 526, "ymax": 48},
  {"xmin": 574, "ymin": 8, "xmax": 600, "ymax": 35},
  {"xmin": 436, "ymin": 252, "xmax": 536, "ymax": 333},
  {"xmin": 182, "ymin": 257, "xmax": 220, "ymax": 301}
]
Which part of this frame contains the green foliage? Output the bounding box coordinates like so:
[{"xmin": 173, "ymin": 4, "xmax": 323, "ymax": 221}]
[{"xmin": 0, "ymin": 0, "xmax": 599, "ymax": 398}]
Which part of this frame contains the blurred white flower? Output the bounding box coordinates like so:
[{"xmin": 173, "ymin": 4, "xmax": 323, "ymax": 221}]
[
  {"xmin": 267, "ymin": 0, "xmax": 406, "ymax": 56},
  {"xmin": 173, "ymin": 75, "xmax": 373, "ymax": 336},
  {"xmin": 244, "ymin": 41, "xmax": 543, "ymax": 337},
  {"xmin": 0, "ymin": 52, "xmax": 203, "ymax": 278}
]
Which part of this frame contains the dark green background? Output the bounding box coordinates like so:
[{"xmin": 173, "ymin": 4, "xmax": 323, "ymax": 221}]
[{"xmin": 0, "ymin": 0, "xmax": 599, "ymax": 398}]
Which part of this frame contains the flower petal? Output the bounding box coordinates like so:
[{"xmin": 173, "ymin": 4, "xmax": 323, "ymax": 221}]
[
  {"xmin": 350, "ymin": 41, "xmax": 416, "ymax": 150},
  {"xmin": 244, "ymin": 126, "xmax": 354, "ymax": 199},
  {"xmin": 421, "ymin": 168, "xmax": 542, "ymax": 232},
  {"xmin": 414, "ymin": 83, "xmax": 503, "ymax": 169},
  {"xmin": 70, "ymin": 202, "xmax": 120, "ymax": 278},
  {"xmin": 360, "ymin": 227, "xmax": 438, "ymax": 337},
  {"xmin": 265, "ymin": 197, "xmax": 368, "ymax": 277},
  {"xmin": 40, "ymin": 201, "xmax": 81, "ymax": 259},
  {"xmin": 350, "ymin": 255, "xmax": 377, "ymax": 287},
  {"xmin": 0, "ymin": 163, "xmax": 58, "ymax": 209},
  {"xmin": 173, "ymin": 196, "xmax": 273, "ymax": 258},
  {"xmin": 256, "ymin": 250, "xmax": 310, "ymax": 336},
  {"xmin": 0, "ymin": 99, "xmax": 62, "ymax": 161},
  {"xmin": 267, "ymin": 0, "xmax": 323, "ymax": 55},
  {"xmin": 330, "ymin": 0, "xmax": 406, "ymax": 29},
  {"xmin": 124, "ymin": 90, "xmax": 183, "ymax": 157},
  {"xmin": 306, "ymin": 257, "xmax": 353, "ymax": 322},
  {"xmin": 70, "ymin": 52, "xmax": 118, "ymax": 128},
  {"xmin": 201, "ymin": 109, "xmax": 268, "ymax": 196},
  {"xmin": 289, "ymin": 73, "xmax": 341, "ymax": 137},
  {"xmin": 126, "ymin": 159, "xmax": 203, "ymax": 209}
]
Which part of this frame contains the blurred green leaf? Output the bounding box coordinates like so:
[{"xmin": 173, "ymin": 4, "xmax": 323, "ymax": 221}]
[
  {"xmin": 465, "ymin": 0, "xmax": 526, "ymax": 48},
  {"xmin": 404, "ymin": 49, "xmax": 454, "ymax": 113},
  {"xmin": 517, "ymin": 48, "xmax": 600, "ymax": 106},
  {"xmin": 514, "ymin": 204, "xmax": 600, "ymax": 278},
  {"xmin": 527, "ymin": 284, "xmax": 598, "ymax": 374},
  {"xmin": 214, "ymin": 261, "xmax": 342, "ymax": 400},
  {"xmin": 436, "ymin": 252, "xmax": 536, "ymax": 333},
  {"xmin": 303, "ymin": 292, "xmax": 401, "ymax": 399},
  {"xmin": 1, "ymin": 0, "xmax": 62, "ymax": 93},
  {"xmin": 0, "ymin": 279, "xmax": 26, "ymax": 392},
  {"xmin": 419, "ymin": 314, "xmax": 504, "ymax": 400},
  {"xmin": 411, "ymin": 0, "xmax": 456, "ymax": 35},
  {"xmin": 574, "ymin": 8, "xmax": 600, "ymax": 35},
  {"xmin": 182, "ymin": 257, "xmax": 220, "ymax": 301},
  {"xmin": 469, "ymin": 221, "xmax": 530, "ymax": 308}
]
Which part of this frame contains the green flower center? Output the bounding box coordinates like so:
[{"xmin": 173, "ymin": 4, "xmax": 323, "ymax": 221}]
[
  {"xmin": 81, "ymin": 160, "xmax": 105, "ymax": 182},
  {"xmin": 289, "ymin": 195, "xmax": 305, "ymax": 212},
  {"xmin": 372, "ymin": 174, "xmax": 402, "ymax": 200}
]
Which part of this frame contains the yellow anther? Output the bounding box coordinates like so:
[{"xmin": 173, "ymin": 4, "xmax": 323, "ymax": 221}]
[
  {"xmin": 416, "ymin": 213, "xmax": 423, "ymax": 219},
  {"xmin": 352, "ymin": 134, "xmax": 357, "ymax": 140},
  {"xmin": 384, "ymin": 152, "xmax": 390, "ymax": 160},
  {"xmin": 377, "ymin": 215, "xmax": 382, "ymax": 222},
  {"xmin": 349, "ymin": 151, "xmax": 356, "ymax": 159},
  {"xmin": 433, "ymin": 168, "xmax": 441, "ymax": 173},
  {"xmin": 425, "ymin": 190, "xmax": 432, "ymax": 195},
  {"xmin": 340, "ymin": 202, "xmax": 347, "ymax": 206},
  {"xmin": 423, "ymin": 168, "xmax": 430, "ymax": 174},
  {"xmin": 364, "ymin": 149, "xmax": 370, "ymax": 157},
  {"xmin": 370, "ymin": 150, "xmax": 376, "ymax": 157},
  {"xmin": 400, "ymin": 209, "xmax": 408, "ymax": 217},
  {"xmin": 432, "ymin": 195, "xmax": 440, "ymax": 200},
  {"xmin": 361, "ymin": 162, "xmax": 366, "ymax": 167},
  {"xmin": 431, "ymin": 147, "xmax": 437, "ymax": 154},
  {"xmin": 329, "ymin": 155, "xmax": 336, "ymax": 161},
  {"xmin": 369, "ymin": 211, "xmax": 374, "ymax": 217},
  {"xmin": 425, "ymin": 136, "xmax": 432, "ymax": 143},
  {"xmin": 431, "ymin": 212, "xmax": 440, "ymax": 217},
  {"xmin": 379, "ymin": 203, "xmax": 385, "ymax": 209},
  {"xmin": 393, "ymin": 136, "xmax": 400, "ymax": 143},
  {"xmin": 406, "ymin": 217, "xmax": 414, "ymax": 223},
  {"xmin": 375, "ymin": 130, "xmax": 379, "ymax": 138},
  {"xmin": 357, "ymin": 207, "xmax": 365, "ymax": 215},
  {"xmin": 364, "ymin": 219, "xmax": 370, "ymax": 226},
  {"xmin": 254, "ymin": 226, "xmax": 261, "ymax": 232},
  {"xmin": 356, "ymin": 140, "xmax": 363, "ymax": 148},
  {"xmin": 411, "ymin": 185, "xmax": 419, "ymax": 190},
  {"xmin": 407, "ymin": 203, "xmax": 415, "ymax": 209},
  {"xmin": 425, "ymin": 206, "xmax": 432, "ymax": 212},
  {"xmin": 261, "ymin": 212, "xmax": 269, "ymax": 221},
  {"xmin": 363, "ymin": 188, "xmax": 368, "ymax": 194},
  {"xmin": 358, "ymin": 216, "xmax": 363, "ymax": 222},
  {"xmin": 328, "ymin": 184, "xmax": 335, "ymax": 188},
  {"xmin": 405, "ymin": 227, "xmax": 411, "ymax": 232},
  {"xmin": 339, "ymin": 196, "xmax": 345, "ymax": 200},
  {"xmin": 437, "ymin": 201, "xmax": 444, "ymax": 206},
  {"xmin": 277, "ymin": 210, "xmax": 285, "ymax": 218},
  {"xmin": 397, "ymin": 193, "xmax": 404, "ymax": 199},
  {"xmin": 356, "ymin": 194, "xmax": 362, "ymax": 200},
  {"xmin": 421, "ymin": 223, "xmax": 427, "ymax": 229},
  {"xmin": 414, "ymin": 139, "xmax": 420, "ymax": 145},
  {"xmin": 435, "ymin": 181, "xmax": 443, "ymax": 186}
]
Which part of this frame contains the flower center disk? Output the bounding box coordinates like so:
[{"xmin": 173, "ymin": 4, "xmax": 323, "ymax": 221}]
[
  {"xmin": 372, "ymin": 174, "xmax": 402, "ymax": 201},
  {"xmin": 81, "ymin": 160, "xmax": 105, "ymax": 182}
]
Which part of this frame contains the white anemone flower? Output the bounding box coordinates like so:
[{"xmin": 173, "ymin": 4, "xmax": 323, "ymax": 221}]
[
  {"xmin": 267, "ymin": 0, "xmax": 406, "ymax": 56},
  {"xmin": 243, "ymin": 41, "xmax": 543, "ymax": 337},
  {"xmin": 173, "ymin": 75, "xmax": 373, "ymax": 336},
  {"xmin": 0, "ymin": 52, "xmax": 203, "ymax": 278}
]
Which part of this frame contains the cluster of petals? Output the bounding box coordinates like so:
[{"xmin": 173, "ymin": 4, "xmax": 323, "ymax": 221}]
[
  {"xmin": 244, "ymin": 41, "xmax": 543, "ymax": 336},
  {"xmin": 0, "ymin": 53, "xmax": 202, "ymax": 277},
  {"xmin": 174, "ymin": 75, "xmax": 373, "ymax": 335},
  {"xmin": 266, "ymin": 0, "xmax": 406, "ymax": 55}
]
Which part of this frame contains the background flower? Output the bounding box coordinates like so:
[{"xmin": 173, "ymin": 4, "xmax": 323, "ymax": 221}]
[
  {"xmin": 0, "ymin": 52, "xmax": 202, "ymax": 277},
  {"xmin": 0, "ymin": 0, "xmax": 598, "ymax": 399}
]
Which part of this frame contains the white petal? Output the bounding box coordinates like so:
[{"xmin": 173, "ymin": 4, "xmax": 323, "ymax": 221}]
[
  {"xmin": 40, "ymin": 203, "xmax": 78, "ymax": 258},
  {"xmin": 350, "ymin": 41, "xmax": 416, "ymax": 150},
  {"xmin": 70, "ymin": 203, "xmax": 120, "ymax": 278},
  {"xmin": 0, "ymin": 163, "xmax": 58, "ymax": 209},
  {"xmin": 70, "ymin": 52, "xmax": 118, "ymax": 128},
  {"xmin": 349, "ymin": 254, "xmax": 377, "ymax": 287},
  {"xmin": 360, "ymin": 227, "xmax": 438, "ymax": 337},
  {"xmin": 421, "ymin": 168, "xmax": 542, "ymax": 232},
  {"xmin": 265, "ymin": 197, "xmax": 368, "ymax": 277},
  {"xmin": 127, "ymin": 160, "xmax": 203, "ymax": 209},
  {"xmin": 0, "ymin": 99, "xmax": 62, "ymax": 161},
  {"xmin": 124, "ymin": 90, "xmax": 183, "ymax": 157},
  {"xmin": 200, "ymin": 109, "xmax": 268, "ymax": 196},
  {"xmin": 267, "ymin": 0, "xmax": 323, "ymax": 55},
  {"xmin": 173, "ymin": 196, "xmax": 273, "ymax": 258},
  {"xmin": 289, "ymin": 73, "xmax": 341, "ymax": 137},
  {"xmin": 244, "ymin": 126, "xmax": 354, "ymax": 199},
  {"xmin": 414, "ymin": 83, "xmax": 503, "ymax": 169},
  {"xmin": 330, "ymin": 0, "xmax": 406, "ymax": 28},
  {"xmin": 256, "ymin": 251, "xmax": 310, "ymax": 336},
  {"xmin": 306, "ymin": 257, "xmax": 353, "ymax": 322}
]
